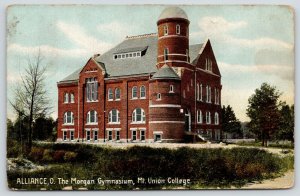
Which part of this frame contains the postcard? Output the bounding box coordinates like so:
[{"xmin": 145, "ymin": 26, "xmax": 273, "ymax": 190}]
[{"xmin": 6, "ymin": 5, "xmax": 294, "ymax": 190}]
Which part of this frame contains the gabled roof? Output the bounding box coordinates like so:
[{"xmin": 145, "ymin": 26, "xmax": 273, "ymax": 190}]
[
  {"xmin": 59, "ymin": 34, "xmax": 204, "ymax": 83},
  {"xmin": 151, "ymin": 64, "xmax": 180, "ymax": 80}
]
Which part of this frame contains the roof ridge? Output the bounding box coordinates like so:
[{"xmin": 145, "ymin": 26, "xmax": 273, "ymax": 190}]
[{"xmin": 125, "ymin": 33, "xmax": 157, "ymax": 40}]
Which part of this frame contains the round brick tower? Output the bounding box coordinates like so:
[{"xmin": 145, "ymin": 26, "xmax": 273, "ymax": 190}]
[
  {"xmin": 157, "ymin": 7, "xmax": 190, "ymax": 69},
  {"xmin": 149, "ymin": 64, "xmax": 185, "ymax": 142}
]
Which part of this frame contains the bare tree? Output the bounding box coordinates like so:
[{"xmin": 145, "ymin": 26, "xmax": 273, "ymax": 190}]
[{"xmin": 10, "ymin": 50, "xmax": 51, "ymax": 153}]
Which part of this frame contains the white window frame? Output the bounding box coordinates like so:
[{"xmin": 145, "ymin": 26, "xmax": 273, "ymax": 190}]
[
  {"xmin": 154, "ymin": 134, "xmax": 162, "ymax": 142},
  {"xmin": 196, "ymin": 83, "xmax": 200, "ymax": 101},
  {"xmin": 63, "ymin": 111, "xmax": 74, "ymax": 125},
  {"xmin": 108, "ymin": 88, "xmax": 113, "ymax": 101},
  {"xmin": 215, "ymin": 112, "xmax": 219, "ymax": 125},
  {"xmin": 115, "ymin": 88, "xmax": 121, "ymax": 100},
  {"xmin": 163, "ymin": 25, "xmax": 168, "ymax": 35},
  {"xmin": 108, "ymin": 109, "xmax": 120, "ymax": 124},
  {"xmin": 132, "ymin": 108, "xmax": 146, "ymax": 123},
  {"xmin": 63, "ymin": 130, "xmax": 68, "ymax": 141},
  {"xmin": 115, "ymin": 130, "xmax": 120, "ymax": 141},
  {"xmin": 156, "ymin": 93, "xmax": 161, "ymax": 100},
  {"xmin": 197, "ymin": 110, "xmax": 202, "ymax": 124},
  {"xmin": 200, "ymin": 84, "xmax": 203, "ymax": 101},
  {"xmin": 132, "ymin": 130, "xmax": 137, "ymax": 141},
  {"xmin": 87, "ymin": 110, "xmax": 98, "ymax": 125},
  {"xmin": 140, "ymin": 129, "xmax": 146, "ymax": 141},
  {"xmin": 70, "ymin": 130, "xmax": 74, "ymax": 141},
  {"xmin": 108, "ymin": 130, "xmax": 113, "ymax": 141},
  {"xmin": 176, "ymin": 24, "xmax": 180, "ymax": 34},
  {"xmin": 70, "ymin": 93, "xmax": 75, "ymax": 103},
  {"xmin": 86, "ymin": 130, "xmax": 91, "ymax": 141},
  {"xmin": 132, "ymin": 86, "xmax": 138, "ymax": 99},
  {"xmin": 86, "ymin": 77, "xmax": 98, "ymax": 102},
  {"xmin": 206, "ymin": 111, "xmax": 211, "ymax": 124},
  {"xmin": 64, "ymin": 93, "xmax": 69, "ymax": 103},
  {"xmin": 164, "ymin": 48, "xmax": 169, "ymax": 61},
  {"xmin": 94, "ymin": 130, "xmax": 98, "ymax": 141},
  {"xmin": 140, "ymin": 86, "xmax": 146, "ymax": 99},
  {"xmin": 169, "ymin": 85, "xmax": 174, "ymax": 93}
]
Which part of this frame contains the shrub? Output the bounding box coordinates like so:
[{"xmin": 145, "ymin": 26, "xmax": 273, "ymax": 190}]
[
  {"xmin": 53, "ymin": 150, "xmax": 66, "ymax": 162},
  {"xmin": 63, "ymin": 151, "xmax": 77, "ymax": 162},
  {"xmin": 28, "ymin": 147, "xmax": 44, "ymax": 162},
  {"xmin": 42, "ymin": 149, "xmax": 53, "ymax": 162}
]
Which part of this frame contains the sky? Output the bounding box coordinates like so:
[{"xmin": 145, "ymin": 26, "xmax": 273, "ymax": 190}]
[{"xmin": 6, "ymin": 5, "xmax": 294, "ymax": 122}]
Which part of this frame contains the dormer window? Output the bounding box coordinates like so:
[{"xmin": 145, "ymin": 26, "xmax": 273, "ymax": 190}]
[
  {"xmin": 113, "ymin": 46, "xmax": 147, "ymax": 60},
  {"xmin": 176, "ymin": 24, "xmax": 180, "ymax": 35},
  {"xmin": 163, "ymin": 25, "xmax": 168, "ymax": 35}
]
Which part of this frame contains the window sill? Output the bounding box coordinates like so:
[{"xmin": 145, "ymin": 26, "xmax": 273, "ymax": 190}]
[
  {"xmin": 169, "ymin": 91, "xmax": 174, "ymax": 93},
  {"xmin": 108, "ymin": 122, "xmax": 120, "ymax": 125},
  {"xmin": 131, "ymin": 97, "xmax": 138, "ymax": 100},
  {"xmin": 140, "ymin": 97, "xmax": 146, "ymax": 99},
  {"xmin": 63, "ymin": 123, "xmax": 74, "ymax": 126},
  {"xmin": 86, "ymin": 100, "xmax": 99, "ymax": 103},
  {"xmin": 131, "ymin": 122, "xmax": 146, "ymax": 124},
  {"xmin": 115, "ymin": 99, "xmax": 121, "ymax": 101},
  {"xmin": 86, "ymin": 123, "xmax": 98, "ymax": 125}
]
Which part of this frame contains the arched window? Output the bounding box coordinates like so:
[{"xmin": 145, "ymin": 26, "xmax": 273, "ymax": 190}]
[
  {"xmin": 132, "ymin": 86, "xmax": 138, "ymax": 99},
  {"xmin": 87, "ymin": 110, "xmax": 97, "ymax": 124},
  {"xmin": 196, "ymin": 83, "xmax": 200, "ymax": 101},
  {"xmin": 169, "ymin": 85, "xmax": 174, "ymax": 93},
  {"xmin": 215, "ymin": 112, "xmax": 219, "ymax": 125},
  {"xmin": 176, "ymin": 24, "xmax": 180, "ymax": 34},
  {"xmin": 140, "ymin": 86, "xmax": 146, "ymax": 98},
  {"xmin": 108, "ymin": 88, "xmax": 113, "ymax": 100},
  {"xmin": 70, "ymin": 93, "xmax": 75, "ymax": 103},
  {"xmin": 163, "ymin": 25, "xmax": 168, "ymax": 35},
  {"xmin": 115, "ymin": 88, "xmax": 121, "ymax": 100},
  {"xmin": 64, "ymin": 111, "xmax": 74, "ymax": 124},
  {"xmin": 206, "ymin": 111, "xmax": 211, "ymax": 124},
  {"xmin": 200, "ymin": 84, "xmax": 203, "ymax": 101},
  {"xmin": 197, "ymin": 110, "xmax": 202, "ymax": 124},
  {"xmin": 86, "ymin": 77, "xmax": 98, "ymax": 101},
  {"xmin": 164, "ymin": 48, "xmax": 169, "ymax": 61},
  {"xmin": 132, "ymin": 108, "xmax": 146, "ymax": 123},
  {"xmin": 109, "ymin": 109, "xmax": 120, "ymax": 123},
  {"xmin": 64, "ymin": 93, "xmax": 69, "ymax": 103},
  {"xmin": 156, "ymin": 93, "xmax": 161, "ymax": 100}
]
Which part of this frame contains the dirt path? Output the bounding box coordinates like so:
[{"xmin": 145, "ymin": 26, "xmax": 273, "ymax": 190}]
[{"xmin": 242, "ymin": 171, "xmax": 294, "ymax": 189}]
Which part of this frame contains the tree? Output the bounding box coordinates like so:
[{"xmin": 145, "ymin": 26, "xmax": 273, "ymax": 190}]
[
  {"xmin": 10, "ymin": 50, "xmax": 51, "ymax": 153},
  {"xmin": 276, "ymin": 104, "xmax": 294, "ymax": 142},
  {"xmin": 32, "ymin": 116, "xmax": 56, "ymax": 141},
  {"xmin": 221, "ymin": 105, "xmax": 242, "ymax": 138},
  {"xmin": 246, "ymin": 83, "xmax": 281, "ymax": 147}
]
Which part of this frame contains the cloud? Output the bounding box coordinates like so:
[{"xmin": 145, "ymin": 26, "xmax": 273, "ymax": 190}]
[
  {"xmin": 7, "ymin": 43, "xmax": 89, "ymax": 57},
  {"xmin": 219, "ymin": 61, "xmax": 294, "ymax": 81},
  {"xmin": 97, "ymin": 21, "xmax": 136, "ymax": 39},
  {"xmin": 57, "ymin": 21, "xmax": 114, "ymax": 55},
  {"xmin": 191, "ymin": 16, "xmax": 293, "ymax": 50}
]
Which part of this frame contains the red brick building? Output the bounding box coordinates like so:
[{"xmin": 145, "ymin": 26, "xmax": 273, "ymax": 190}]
[{"xmin": 57, "ymin": 7, "xmax": 222, "ymax": 143}]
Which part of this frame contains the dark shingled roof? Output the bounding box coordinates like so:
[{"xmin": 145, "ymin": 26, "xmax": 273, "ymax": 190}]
[
  {"xmin": 59, "ymin": 34, "xmax": 204, "ymax": 82},
  {"xmin": 151, "ymin": 64, "xmax": 180, "ymax": 80}
]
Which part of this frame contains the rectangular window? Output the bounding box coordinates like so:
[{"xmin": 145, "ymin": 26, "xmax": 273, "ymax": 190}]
[
  {"xmin": 116, "ymin": 130, "xmax": 120, "ymax": 141},
  {"xmin": 164, "ymin": 25, "xmax": 168, "ymax": 35},
  {"xmin": 94, "ymin": 130, "xmax": 98, "ymax": 141},
  {"xmin": 200, "ymin": 84, "xmax": 203, "ymax": 101},
  {"xmin": 70, "ymin": 131, "xmax": 74, "ymax": 141},
  {"xmin": 176, "ymin": 24, "xmax": 180, "ymax": 34},
  {"xmin": 86, "ymin": 78, "xmax": 98, "ymax": 102},
  {"xmin": 86, "ymin": 130, "xmax": 91, "ymax": 141},
  {"xmin": 108, "ymin": 130, "xmax": 113, "ymax": 141},
  {"xmin": 169, "ymin": 85, "xmax": 174, "ymax": 93},
  {"xmin": 63, "ymin": 131, "xmax": 67, "ymax": 141},
  {"xmin": 154, "ymin": 134, "xmax": 161, "ymax": 142},
  {"xmin": 140, "ymin": 130, "xmax": 145, "ymax": 141},
  {"xmin": 132, "ymin": 130, "xmax": 137, "ymax": 141},
  {"xmin": 164, "ymin": 48, "xmax": 169, "ymax": 61}
]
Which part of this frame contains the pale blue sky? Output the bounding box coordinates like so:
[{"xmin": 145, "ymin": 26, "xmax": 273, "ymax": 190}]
[{"xmin": 6, "ymin": 5, "xmax": 294, "ymax": 122}]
